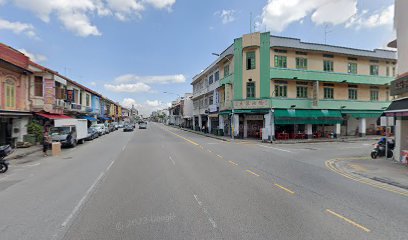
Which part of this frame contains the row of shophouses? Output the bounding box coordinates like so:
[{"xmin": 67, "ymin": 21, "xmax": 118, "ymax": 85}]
[
  {"xmin": 0, "ymin": 43, "xmax": 135, "ymax": 146},
  {"xmin": 169, "ymin": 31, "xmax": 400, "ymax": 142}
]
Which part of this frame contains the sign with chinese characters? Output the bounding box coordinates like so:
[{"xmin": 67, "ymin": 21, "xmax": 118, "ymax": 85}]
[
  {"xmin": 44, "ymin": 79, "xmax": 55, "ymax": 105},
  {"xmin": 233, "ymin": 99, "xmax": 270, "ymax": 109},
  {"xmin": 66, "ymin": 90, "xmax": 74, "ymax": 103},
  {"xmin": 390, "ymin": 75, "xmax": 408, "ymax": 96}
]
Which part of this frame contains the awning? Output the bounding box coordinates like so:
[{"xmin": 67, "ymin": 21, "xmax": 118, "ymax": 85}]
[
  {"xmin": 36, "ymin": 113, "xmax": 72, "ymax": 119},
  {"xmin": 219, "ymin": 110, "xmax": 232, "ymax": 115},
  {"xmin": 0, "ymin": 110, "xmax": 32, "ymax": 116},
  {"xmin": 208, "ymin": 113, "xmax": 219, "ymax": 118},
  {"xmin": 98, "ymin": 116, "xmax": 112, "ymax": 121},
  {"xmin": 274, "ymin": 109, "xmax": 343, "ymax": 125},
  {"xmin": 385, "ymin": 98, "xmax": 408, "ymax": 117},
  {"xmin": 341, "ymin": 110, "xmax": 383, "ymax": 118},
  {"xmin": 80, "ymin": 116, "xmax": 97, "ymax": 121}
]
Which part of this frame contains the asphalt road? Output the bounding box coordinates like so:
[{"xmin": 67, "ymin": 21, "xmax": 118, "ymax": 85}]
[{"xmin": 1, "ymin": 123, "xmax": 407, "ymax": 240}]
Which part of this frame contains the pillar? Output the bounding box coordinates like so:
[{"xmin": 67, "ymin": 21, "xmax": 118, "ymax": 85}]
[
  {"xmin": 207, "ymin": 117, "xmax": 212, "ymax": 134},
  {"xmin": 233, "ymin": 114, "xmax": 239, "ymax": 137},
  {"xmin": 192, "ymin": 116, "xmax": 196, "ymax": 130},
  {"xmin": 198, "ymin": 115, "xmax": 202, "ymax": 129},
  {"xmin": 243, "ymin": 116, "xmax": 248, "ymax": 138},
  {"xmin": 335, "ymin": 123, "xmax": 341, "ymax": 138},
  {"xmin": 306, "ymin": 124, "xmax": 313, "ymax": 139},
  {"xmin": 219, "ymin": 116, "xmax": 224, "ymax": 131},
  {"xmin": 359, "ymin": 118, "xmax": 366, "ymax": 137}
]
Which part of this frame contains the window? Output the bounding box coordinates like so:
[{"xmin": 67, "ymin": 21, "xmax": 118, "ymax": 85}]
[
  {"xmin": 5, "ymin": 79, "xmax": 16, "ymax": 108},
  {"xmin": 296, "ymin": 86, "xmax": 308, "ymax": 98},
  {"xmin": 209, "ymin": 96, "xmax": 214, "ymax": 105},
  {"xmin": 386, "ymin": 66, "xmax": 390, "ymax": 76},
  {"xmin": 246, "ymin": 82, "xmax": 255, "ymax": 98},
  {"xmin": 348, "ymin": 57, "xmax": 358, "ymax": 61},
  {"xmin": 275, "ymin": 84, "xmax": 287, "ymax": 97},
  {"xmin": 347, "ymin": 62, "xmax": 357, "ymax": 74},
  {"xmin": 324, "ymin": 87, "xmax": 334, "ymax": 99},
  {"xmin": 274, "ymin": 49, "xmax": 287, "ymax": 53},
  {"xmin": 370, "ymin": 65, "xmax": 379, "ymax": 75},
  {"xmin": 214, "ymin": 71, "xmax": 219, "ymax": 81},
  {"xmin": 209, "ymin": 75, "xmax": 213, "ymax": 85},
  {"xmin": 323, "ymin": 60, "xmax": 334, "ymax": 72},
  {"xmin": 224, "ymin": 64, "xmax": 230, "ymax": 77},
  {"xmin": 246, "ymin": 51, "xmax": 256, "ymax": 70},
  {"xmin": 296, "ymin": 51, "xmax": 307, "ymax": 55},
  {"xmin": 370, "ymin": 90, "xmax": 379, "ymax": 101},
  {"xmin": 274, "ymin": 55, "xmax": 287, "ymax": 68},
  {"xmin": 34, "ymin": 76, "xmax": 43, "ymax": 97},
  {"xmin": 348, "ymin": 88, "xmax": 358, "ymax": 100},
  {"xmin": 79, "ymin": 91, "xmax": 83, "ymax": 105},
  {"xmin": 296, "ymin": 57, "xmax": 307, "ymax": 69},
  {"xmin": 392, "ymin": 67, "xmax": 396, "ymax": 77},
  {"xmin": 323, "ymin": 54, "xmax": 334, "ymax": 58},
  {"xmin": 86, "ymin": 94, "xmax": 90, "ymax": 106}
]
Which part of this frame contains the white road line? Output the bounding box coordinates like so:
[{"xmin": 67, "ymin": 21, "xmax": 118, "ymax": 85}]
[
  {"xmin": 106, "ymin": 160, "xmax": 115, "ymax": 171},
  {"xmin": 61, "ymin": 171, "xmax": 104, "ymax": 227},
  {"xmin": 193, "ymin": 194, "xmax": 217, "ymax": 228},
  {"xmin": 256, "ymin": 144, "xmax": 292, "ymax": 153},
  {"xmin": 169, "ymin": 156, "xmax": 176, "ymax": 165}
]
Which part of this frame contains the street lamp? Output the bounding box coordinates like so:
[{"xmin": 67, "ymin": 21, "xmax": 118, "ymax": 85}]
[{"xmin": 212, "ymin": 52, "xmax": 234, "ymax": 140}]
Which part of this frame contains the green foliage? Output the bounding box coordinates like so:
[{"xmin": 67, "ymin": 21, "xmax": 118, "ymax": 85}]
[{"xmin": 27, "ymin": 121, "xmax": 44, "ymax": 142}]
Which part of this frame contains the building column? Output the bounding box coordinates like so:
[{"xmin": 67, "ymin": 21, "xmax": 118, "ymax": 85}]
[
  {"xmin": 208, "ymin": 117, "xmax": 212, "ymax": 134},
  {"xmin": 198, "ymin": 115, "xmax": 202, "ymax": 129},
  {"xmin": 243, "ymin": 116, "xmax": 248, "ymax": 138},
  {"xmin": 335, "ymin": 123, "xmax": 341, "ymax": 138},
  {"xmin": 219, "ymin": 116, "xmax": 224, "ymax": 131},
  {"xmin": 359, "ymin": 118, "xmax": 366, "ymax": 137},
  {"xmin": 306, "ymin": 124, "xmax": 313, "ymax": 139},
  {"xmin": 233, "ymin": 114, "xmax": 239, "ymax": 137},
  {"xmin": 192, "ymin": 116, "xmax": 196, "ymax": 130}
]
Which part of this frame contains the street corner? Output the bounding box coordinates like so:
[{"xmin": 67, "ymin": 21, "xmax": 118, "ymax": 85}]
[{"xmin": 326, "ymin": 157, "xmax": 408, "ymax": 197}]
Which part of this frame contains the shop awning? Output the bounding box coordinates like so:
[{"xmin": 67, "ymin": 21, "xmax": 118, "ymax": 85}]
[
  {"xmin": 234, "ymin": 109, "xmax": 270, "ymax": 114},
  {"xmin": 341, "ymin": 110, "xmax": 383, "ymax": 118},
  {"xmin": 274, "ymin": 109, "xmax": 343, "ymax": 125},
  {"xmin": 0, "ymin": 110, "xmax": 32, "ymax": 116},
  {"xmin": 385, "ymin": 98, "xmax": 408, "ymax": 113},
  {"xmin": 219, "ymin": 110, "xmax": 232, "ymax": 115},
  {"xmin": 80, "ymin": 116, "xmax": 97, "ymax": 121},
  {"xmin": 36, "ymin": 113, "xmax": 72, "ymax": 119}
]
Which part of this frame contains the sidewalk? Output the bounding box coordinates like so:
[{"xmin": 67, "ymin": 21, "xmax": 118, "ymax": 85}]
[
  {"xmin": 171, "ymin": 126, "xmax": 381, "ymax": 144},
  {"xmin": 329, "ymin": 157, "xmax": 408, "ymax": 195},
  {"xmin": 4, "ymin": 145, "xmax": 42, "ymax": 161}
]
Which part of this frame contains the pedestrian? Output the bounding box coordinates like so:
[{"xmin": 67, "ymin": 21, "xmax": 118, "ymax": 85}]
[{"xmin": 43, "ymin": 129, "xmax": 51, "ymax": 157}]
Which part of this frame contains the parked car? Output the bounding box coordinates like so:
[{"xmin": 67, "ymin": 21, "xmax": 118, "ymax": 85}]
[
  {"xmin": 108, "ymin": 123, "xmax": 116, "ymax": 132},
  {"xmin": 112, "ymin": 122, "xmax": 119, "ymax": 130},
  {"xmin": 118, "ymin": 123, "xmax": 124, "ymax": 128},
  {"xmin": 93, "ymin": 124, "xmax": 106, "ymax": 136},
  {"xmin": 123, "ymin": 124, "xmax": 134, "ymax": 132},
  {"xmin": 139, "ymin": 122, "xmax": 147, "ymax": 129},
  {"xmin": 86, "ymin": 128, "xmax": 99, "ymax": 141}
]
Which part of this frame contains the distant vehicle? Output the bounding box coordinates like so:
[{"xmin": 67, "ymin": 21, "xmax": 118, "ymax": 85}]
[
  {"xmin": 107, "ymin": 123, "xmax": 116, "ymax": 132},
  {"xmin": 0, "ymin": 145, "xmax": 13, "ymax": 173},
  {"xmin": 86, "ymin": 128, "xmax": 99, "ymax": 141},
  {"xmin": 112, "ymin": 122, "xmax": 119, "ymax": 130},
  {"xmin": 93, "ymin": 124, "xmax": 106, "ymax": 136},
  {"xmin": 123, "ymin": 124, "xmax": 134, "ymax": 132},
  {"xmin": 51, "ymin": 119, "xmax": 88, "ymax": 147},
  {"xmin": 118, "ymin": 123, "xmax": 124, "ymax": 128},
  {"xmin": 139, "ymin": 122, "xmax": 147, "ymax": 129}
]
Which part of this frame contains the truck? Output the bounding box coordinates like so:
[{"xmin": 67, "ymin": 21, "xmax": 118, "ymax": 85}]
[{"xmin": 50, "ymin": 119, "xmax": 88, "ymax": 147}]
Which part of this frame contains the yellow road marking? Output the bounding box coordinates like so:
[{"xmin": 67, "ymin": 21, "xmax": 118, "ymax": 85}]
[
  {"xmin": 164, "ymin": 128, "xmax": 199, "ymax": 146},
  {"xmin": 325, "ymin": 159, "xmax": 408, "ymax": 197},
  {"xmin": 274, "ymin": 183, "xmax": 295, "ymax": 194},
  {"xmin": 216, "ymin": 154, "xmax": 223, "ymax": 159},
  {"xmin": 326, "ymin": 209, "xmax": 371, "ymax": 233},
  {"xmin": 245, "ymin": 170, "xmax": 260, "ymax": 177},
  {"xmin": 228, "ymin": 161, "xmax": 238, "ymax": 166}
]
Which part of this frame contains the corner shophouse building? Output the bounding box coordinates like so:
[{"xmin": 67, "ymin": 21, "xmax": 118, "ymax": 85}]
[
  {"xmin": 0, "ymin": 44, "xmax": 32, "ymax": 146},
  {"xmin": 193, "ymin": 32, "xmax": 396, "ymax": 140}
]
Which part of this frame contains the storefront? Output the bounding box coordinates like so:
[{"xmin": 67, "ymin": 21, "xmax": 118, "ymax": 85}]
[
  {"xmin": 0, "ymin": 111, "xmax": 31, "ymax": 146},
  {"xmin": 385, "ymin": 98, "xmax": 408, "ymax": 163}
]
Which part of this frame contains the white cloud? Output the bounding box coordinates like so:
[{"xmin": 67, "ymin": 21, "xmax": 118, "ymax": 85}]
[
  {"xmin": 10, "ymin": 0, "xmax": 177, "ymax": 37},
  {"xmin": 104, "ymin": 82, "xmax": 151, "ymax": 93},
  {"xmin": 346, "ymin": 5, "xmax": 394, "ymax": 29},
  {"xmin": 121, "ymin": 98, "xmax": 170, "ymax": 115},
  {"xmin": 215, "ymin": 9, "xmax": 236, "ymax": 24},
  {"xmin": 18, "ymin": 49, "xmax": 47, "ymax": 62},
  {"xmin": 260, "ymin": 0, "xmax": 357, "ymax": 32},
  {"xmin": 0, "ymin": 18, "xmax": 36, "ymax": 38},
  {"xmin": 115, "ymin": 74, "xmax": 186, "ymax": 84}
]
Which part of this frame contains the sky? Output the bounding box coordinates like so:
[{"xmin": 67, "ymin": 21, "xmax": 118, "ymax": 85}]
[{"xmin": 0, "ymin": 0, "xmax": 395, "ymax": 115}]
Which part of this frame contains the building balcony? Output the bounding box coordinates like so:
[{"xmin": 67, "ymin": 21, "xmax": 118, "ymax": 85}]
[
  {"xmin": 220, "ymin": 74, "xmax": 233, "ymax": 85},
  {"xmin": 270, "ymin": 67, "xmax": 394, "ymax": 85}
]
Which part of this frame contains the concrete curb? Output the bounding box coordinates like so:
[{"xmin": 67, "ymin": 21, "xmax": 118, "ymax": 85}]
[
  {"xmin": 5, "ymin": 147, "xmax": 42, "ymax": 161},
  {"xmin": 168, "ymin": 125, "xmax": 380, "ymax": 145},
  {"xmin": 326, "ymin": 157, "xmax": 408, "ymax": 197}
]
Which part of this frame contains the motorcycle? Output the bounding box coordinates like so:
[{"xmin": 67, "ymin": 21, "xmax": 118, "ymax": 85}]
[
  {"xmin": 371, "ymin": 138, "xmax": 394, "ymax": 159},
  {"xmin": 0, "ymin": 145, "xmax": 13, "ymax": 173}
]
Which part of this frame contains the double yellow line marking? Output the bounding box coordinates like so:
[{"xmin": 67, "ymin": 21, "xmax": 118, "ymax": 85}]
[
  {"xmin": 326, "ymin": 209, "xmax": 371, "ymax": 233},
  {"xmin": 326, "ymin": 159, "xmax": 408, "ymax": 197}
]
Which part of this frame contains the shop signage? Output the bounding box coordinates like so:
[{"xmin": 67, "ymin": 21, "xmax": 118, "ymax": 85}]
[
  {"xmin": 209, "ymin": 104, "xmax": 218, "ymax": 113},
  {"xmin": 66, "ymin": 90, "xmax": 74, "ymax": 103},
  {"xmin": 246, "ymin": 115, "xmax": 264, "ymax": 120},
  {"xmin": 233, "ymin": 99, "xmax": 270, "ymax": 109},
  {"xmin": 44, "ymin": 79, "xmax": 55, "ymax": 105},
  {"xmin": 390, "ymin": 75, "xmax": 408, "ymax": 96}
]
